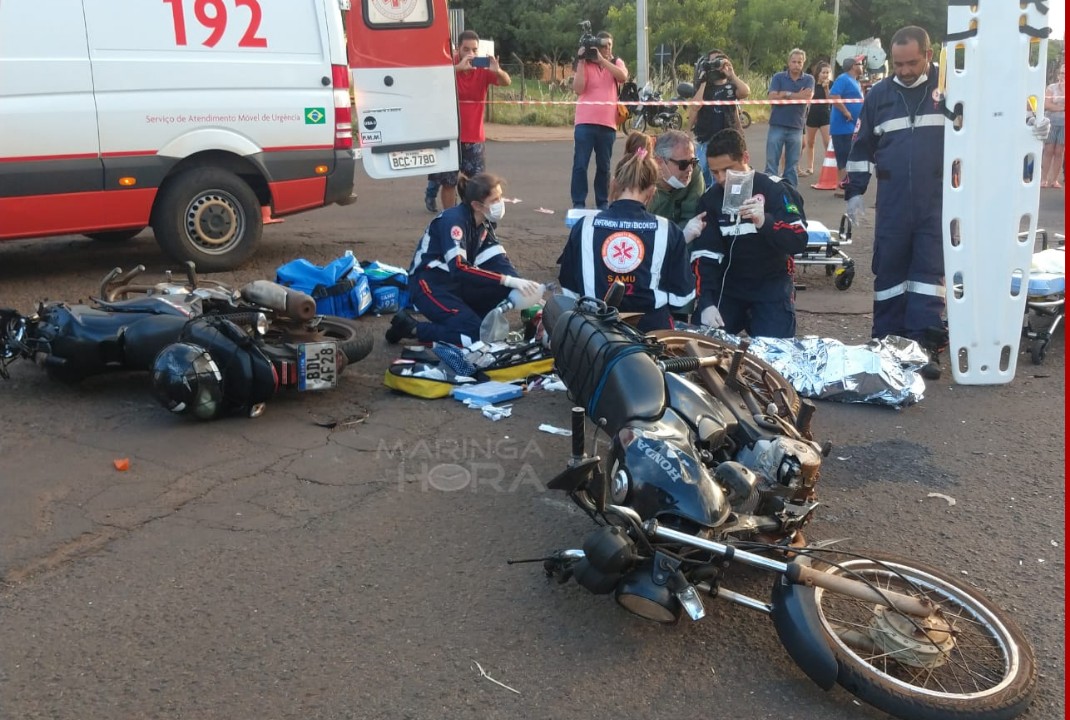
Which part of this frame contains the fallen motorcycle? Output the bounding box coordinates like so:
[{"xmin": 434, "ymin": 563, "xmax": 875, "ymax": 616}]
[
  {"xmin": 521, "ymin": 290, "xmax": 1036, "ymax": 720},
  {"xmin": 0, "ymin": 264, "xmax": 374, "ymax": 418}
]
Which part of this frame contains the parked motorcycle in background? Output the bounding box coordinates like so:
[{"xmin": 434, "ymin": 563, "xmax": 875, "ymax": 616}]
[
  {"xmin": 628, "ymin": 81, "xmax": 685, "ymax": 133},
  {"xmin": 0, "ymin": 264, "xmax": 373, "ymax": 419},
  {"xmin": 518, "ymin": 288, "xmax": 1037, "ymax": 720}
]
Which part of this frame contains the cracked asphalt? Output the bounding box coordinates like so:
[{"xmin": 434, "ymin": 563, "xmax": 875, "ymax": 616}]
[{"xmin": 0, "ymin": 125, "xmax": 1064, "ymax": 720}]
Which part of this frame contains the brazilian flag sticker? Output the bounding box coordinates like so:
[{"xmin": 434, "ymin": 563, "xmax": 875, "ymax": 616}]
[
  {"xmin": 304, "ymin": 108, "xmax": 326, "ymax": 125},
  {"xmin": 784, "ymin": 197, "xmax": 799, "ymax": 215}
]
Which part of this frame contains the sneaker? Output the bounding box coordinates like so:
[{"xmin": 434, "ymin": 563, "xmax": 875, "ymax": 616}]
[
  {"xmin": 385, "ymin": 309, "xmax": 418, "ymax": 344},
  {"xmin": 424, "ymin": 193, "xmax": 439, "ymax": 213}
]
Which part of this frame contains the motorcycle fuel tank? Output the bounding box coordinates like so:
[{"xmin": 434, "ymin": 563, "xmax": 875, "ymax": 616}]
[{"xmin": 611, "ymin": 409, "xmax": 730, "ymax": 530}]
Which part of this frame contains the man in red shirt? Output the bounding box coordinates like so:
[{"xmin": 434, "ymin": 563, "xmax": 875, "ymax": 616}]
[{"xmin": 425, "ymin": 30, "xmax": 511, "ymax": 212}]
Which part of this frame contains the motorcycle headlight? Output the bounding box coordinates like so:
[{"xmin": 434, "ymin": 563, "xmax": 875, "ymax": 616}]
[{"xmin": 614, "ymin": 560, "xmax": 681, "ymax": 624}]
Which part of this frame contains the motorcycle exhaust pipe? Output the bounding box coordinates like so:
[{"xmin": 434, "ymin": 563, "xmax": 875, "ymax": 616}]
[{"xmin": 240, "ymin": 280, "xmax": 317, "ymax": 321}]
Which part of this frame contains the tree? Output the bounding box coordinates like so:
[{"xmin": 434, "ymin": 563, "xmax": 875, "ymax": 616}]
[
  {"xmin": 729, "ymin": 0, "xmax": 835, "ymax": 74},
  {"xmin": 605, "ymin": 0, "xmax": 735, "ymax": 87},
  {"xmin": 835, "ymin": 0, "xmax": 948, "ymax": 45}
]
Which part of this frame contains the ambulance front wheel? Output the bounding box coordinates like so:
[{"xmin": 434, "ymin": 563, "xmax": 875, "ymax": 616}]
[{"xmin": 153, "ymin": 168, "xmax": 262, "ymax": 273}]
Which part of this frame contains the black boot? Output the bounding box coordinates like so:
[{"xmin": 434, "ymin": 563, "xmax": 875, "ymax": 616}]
[
  {"xmin": 919, "ymin": 326, "xmax": 949, "ymax": 380},
  {"xmin": 919, "ymin": 348, "xmax": 943, "ymax": 380},
  {"xmin": 385, "ymin": 309, "xmax": 418, "ymax": 344}
]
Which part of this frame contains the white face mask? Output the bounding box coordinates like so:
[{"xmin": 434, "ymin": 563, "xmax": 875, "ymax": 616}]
[
  {"xmin": 484, "ymin": 199, "xmax": 506, "ymax": 223},
  {"xmin": 894, "ymin": 72, "xmax": 928, "ymax": 89},
  {"xmin": 666, "ymin": 175, "xmax": 688, "ymax": 190}
]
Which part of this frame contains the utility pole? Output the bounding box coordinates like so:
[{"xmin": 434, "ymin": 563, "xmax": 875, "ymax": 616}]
[
  {"xmin": 637, "ymin": 0, "xmax": 649, "ymax": 86},
  {"xmin": 831, "ymin": 0, "xmax": 840, "ymax": 67}
]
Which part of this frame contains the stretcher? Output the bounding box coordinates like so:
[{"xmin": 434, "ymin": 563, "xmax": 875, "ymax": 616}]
[
  {"xmin": 1019, "ymin": 230, "xmax": 1065, "ymax": 365},
  {"xmin": 794, "ymin": 215, "xmax": 856, "ymax": 291}
]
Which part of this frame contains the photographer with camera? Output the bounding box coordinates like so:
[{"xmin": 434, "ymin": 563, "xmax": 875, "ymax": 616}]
[
  {"xmin": 689, "ymin": 50, "xmax": 750, "ymax": 189},
  {"xmin": 570, "ymin": 24, "xmax": 628, "ymax": 211}
]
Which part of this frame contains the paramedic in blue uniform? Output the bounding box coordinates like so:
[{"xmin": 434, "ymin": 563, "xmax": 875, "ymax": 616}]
[
  {"xmin": 691, "ymin": 128, "xmax": 809, "ymax": 338},
  {"xmin": 386, "ymin": 173, "xmax": 541, "ymax": 346},
  {"xmin": 557, "ymin": 145, "xmax": 698, "ymax": 332},
  {"xmin": 843, "ymin": 25, "xmax": 947, "ymax": 378}
]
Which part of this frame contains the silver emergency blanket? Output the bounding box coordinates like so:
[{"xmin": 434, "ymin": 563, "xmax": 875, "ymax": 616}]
[{"xmin": 682, "ymin": 326, "xmax": 929, "ymax": 408}]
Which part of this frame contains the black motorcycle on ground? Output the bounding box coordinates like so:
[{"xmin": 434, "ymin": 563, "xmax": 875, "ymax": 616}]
[
  {"xmin": 0, "ymin": 264, "xmax": 373, "ymax": 419},
  {"xmin": 523, "ymin": 290, "xmax": 1036, "ymax": 720}
]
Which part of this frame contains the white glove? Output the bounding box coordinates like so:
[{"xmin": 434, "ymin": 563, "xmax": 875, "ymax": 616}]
[
  {"xmin": 846, "ymin": 195, "xmax": 865, "ymax": 225},
  {"xmin": 739, "ymin": 197, "xmax": 765, "ymax": 229},
  {"xmin": 501, "ymin": 275, "xmax": 541, "ymax": 296},
  {"xmin": 507, "ymin": 283, "xmax": 545, "ymax": 311},
  {"xmin": 682, "ymin": 212, "xmax": 707, "ymax": 243},
  {"xmin": 1029, "ymin": 114, "xmax": 1051, "ymax": 141},
  {"xmin": 700, "ymin": 304, "xmax": 724, "ymax": 329}
]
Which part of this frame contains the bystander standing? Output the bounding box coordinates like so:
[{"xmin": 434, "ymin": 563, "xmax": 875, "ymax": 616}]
[
  {"xmin": 764, "ymin": 49, "xmax": 814, "ymax": 188},
  {"xmin": 570, "ymin": 31, "xmax": 628, "ymax": 210}
]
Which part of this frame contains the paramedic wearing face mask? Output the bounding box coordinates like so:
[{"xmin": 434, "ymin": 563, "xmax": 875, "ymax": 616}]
[
  {"xmin": 649, "ymin": 130, "xmax": 706, "ymax": 228},
  {"xmin": 387, "ymin": 173, "xmax": 541, "ymax": 346},
  {"xmin": 842, "ymin": 25, "xmax": 949, "ymax": 379}
]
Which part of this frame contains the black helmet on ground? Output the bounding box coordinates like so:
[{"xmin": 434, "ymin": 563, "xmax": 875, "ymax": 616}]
[{"xmin": 151, "ymin": 341, "xmax": 225, "ymax": 420}]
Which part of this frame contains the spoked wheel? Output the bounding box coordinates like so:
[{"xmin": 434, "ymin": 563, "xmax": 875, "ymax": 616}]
[
  {"xmin": 807, "ymin": 552, "xmax": 1037, "ymax": 720},
  {"xmin": 649, "ymin": 330, "xmax": 801, "ymax": 417}
]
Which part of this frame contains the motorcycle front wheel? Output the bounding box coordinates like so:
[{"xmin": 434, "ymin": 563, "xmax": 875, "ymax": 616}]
[
  {"xmin": 806, "ymin": 552, "xmax": 1037, "ymax": 720},
  {"xmin": 632, "ymin": 114, "xmax": 648, "ymax": 133}
]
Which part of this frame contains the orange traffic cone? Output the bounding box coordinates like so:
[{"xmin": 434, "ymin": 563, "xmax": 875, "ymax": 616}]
[
  {"xmin": 811, "ymin": 138, "xmax": 840, "ymax": 191},
  {"xmin": 262, "ymin": 206, "xmax": 284, "ymax": 225}
]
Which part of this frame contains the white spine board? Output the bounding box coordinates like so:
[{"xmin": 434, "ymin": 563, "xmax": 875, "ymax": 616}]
[{"xmin": 943, "ymin": 1, "xmax": 1049, "ymax": 384}]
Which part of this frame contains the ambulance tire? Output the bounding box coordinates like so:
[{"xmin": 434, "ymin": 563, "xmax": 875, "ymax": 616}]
[
  {"xmin": 153, "ymin": 168, "xmax": 262, "ymax": 273},
  {"xmin": 85, "ymin": 228, "xmax": 144, "ymax": 243}
]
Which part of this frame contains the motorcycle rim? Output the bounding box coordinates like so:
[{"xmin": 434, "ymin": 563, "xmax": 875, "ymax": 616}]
[
  {"xmin": 649, "ymin": 330, "xmax": 801, "ymax": 418},
  {"xmin": 809, "ymin": 552, "xmax": 1036, "ymax": 720}
]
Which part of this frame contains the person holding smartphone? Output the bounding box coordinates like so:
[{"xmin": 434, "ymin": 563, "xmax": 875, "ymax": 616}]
[{"xmin": 424, "ymin": 30, "xmax": 511, "ymax": 213}]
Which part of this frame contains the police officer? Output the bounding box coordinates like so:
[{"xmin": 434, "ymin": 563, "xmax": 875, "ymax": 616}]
[
  {"xmin": 691, "ymin": 129, "xmax": 809, "ymax": 338},
  {"xmin": 558, "ymin": 144, "xmax": 697, "ymax": 332},
  {"xmin": 843, "ymin": 26, "xmax": 947, "ymax": 378},
  {"xmin": 386, "ymin": 173, "xmax": 540, "ymax": 346}
]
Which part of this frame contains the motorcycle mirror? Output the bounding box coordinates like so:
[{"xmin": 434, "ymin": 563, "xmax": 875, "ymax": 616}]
[{"xmin": 603, "ymin": 281, "xmax": 626, "ymax": 309}]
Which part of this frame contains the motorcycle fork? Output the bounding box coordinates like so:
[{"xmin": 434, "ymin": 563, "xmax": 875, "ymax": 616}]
[{"xmin": 644, "ymin": 520, "xmax": 934, "ymax": 619}]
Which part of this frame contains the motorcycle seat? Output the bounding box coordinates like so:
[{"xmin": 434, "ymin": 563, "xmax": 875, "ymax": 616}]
[{"xmin": 95, "ymin": 296, "xmax": 195, "ymax": 316}]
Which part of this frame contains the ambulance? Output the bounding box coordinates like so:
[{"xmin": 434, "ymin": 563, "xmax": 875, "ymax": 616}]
[{"xmin": 0, "ymin": 0, "xmax": 459, "ymax": 271}]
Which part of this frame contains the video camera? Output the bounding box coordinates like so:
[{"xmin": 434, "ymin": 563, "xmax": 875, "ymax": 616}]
[
  {"xmin": 695, "ymin": 54, "xmax": 727, "ymax": 84},
  {"xmin": 578, "ymin": 20, "xmax": 609, "ymax": 62}
]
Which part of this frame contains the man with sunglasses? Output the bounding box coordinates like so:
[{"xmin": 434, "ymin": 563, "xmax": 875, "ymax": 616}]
[{"xmin": 649, "ymin": 130, "xmax": 706, "ymax": 230}]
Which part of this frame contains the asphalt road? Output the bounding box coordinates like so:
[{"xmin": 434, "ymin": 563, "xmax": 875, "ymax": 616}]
[{"xmin": 0, "ymin": 124, "xmax": 1064, "ymax": 720}]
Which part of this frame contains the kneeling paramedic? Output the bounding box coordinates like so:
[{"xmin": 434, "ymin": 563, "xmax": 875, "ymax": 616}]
[
  {"xmin": 691, "ymin": 129, "xmax": 809, "ymax": 338},
  {"xmin": 386, "ymin": 173, "xmax": 541, "ymax": 346},
  {"xmin": 558, "ymin": 144, "xmax": 697, "ymax": 331}
]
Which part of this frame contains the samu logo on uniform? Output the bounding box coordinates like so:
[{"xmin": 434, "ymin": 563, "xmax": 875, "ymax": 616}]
[{"xmin": 601, "ymin": 231, "xmax": 645, "ymax": 274}]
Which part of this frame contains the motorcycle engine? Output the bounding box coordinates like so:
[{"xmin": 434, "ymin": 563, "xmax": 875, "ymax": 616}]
[{"xmin": 733, "ymin": 436, "xmax": 822, "ymax": 503}]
